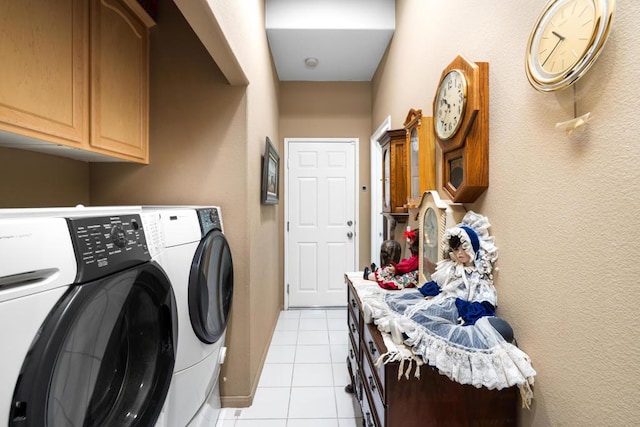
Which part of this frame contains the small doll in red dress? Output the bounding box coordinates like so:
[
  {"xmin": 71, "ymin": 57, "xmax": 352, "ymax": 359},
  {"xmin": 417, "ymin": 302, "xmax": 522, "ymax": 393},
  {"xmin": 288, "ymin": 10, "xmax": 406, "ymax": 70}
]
[{"xmin": 366, "ymin": 228, "xmax": 420, "ymax": 290}]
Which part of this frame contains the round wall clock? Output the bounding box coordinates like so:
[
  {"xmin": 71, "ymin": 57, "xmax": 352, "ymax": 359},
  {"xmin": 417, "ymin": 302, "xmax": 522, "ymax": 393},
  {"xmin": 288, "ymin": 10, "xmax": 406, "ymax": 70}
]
[
  {"xmin": 433, "ymin": 55, "xmax": 489, "ymax": 203},
  {"xmin": 525, "ymin": 0, "xmax": 615, "ymax": 92},
  {"xmin": 434, "ymin": 69, "xmax": 468, "ymax": 141}
]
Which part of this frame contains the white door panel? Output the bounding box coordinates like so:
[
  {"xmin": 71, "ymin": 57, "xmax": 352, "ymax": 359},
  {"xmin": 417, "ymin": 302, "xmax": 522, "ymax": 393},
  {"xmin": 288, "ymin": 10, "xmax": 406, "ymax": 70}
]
[{"xmin": 287, "ymin": 139, "xmax": 357, "ymax": 307}]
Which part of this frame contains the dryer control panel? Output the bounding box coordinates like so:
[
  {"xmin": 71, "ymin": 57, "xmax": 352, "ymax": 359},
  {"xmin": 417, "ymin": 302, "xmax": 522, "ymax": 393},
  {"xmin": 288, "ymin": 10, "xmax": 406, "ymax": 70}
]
[
  {"xmin": 68, "ymin": 214, "xmax": 151, "ymax": 283},
  {"xmin": 196, "ymin": 207, "xmax": 223, "ymax": 235}
]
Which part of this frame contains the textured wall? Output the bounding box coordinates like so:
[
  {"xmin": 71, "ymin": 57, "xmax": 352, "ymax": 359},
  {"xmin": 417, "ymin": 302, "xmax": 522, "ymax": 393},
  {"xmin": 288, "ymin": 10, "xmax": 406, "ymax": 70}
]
[
  {"xmin": 373, "ymin": 0, "xmax": 640, "ymax": 425},
  {"xmin": 0, "ymin": 147, "xmax": 89, "ymax": 208}
]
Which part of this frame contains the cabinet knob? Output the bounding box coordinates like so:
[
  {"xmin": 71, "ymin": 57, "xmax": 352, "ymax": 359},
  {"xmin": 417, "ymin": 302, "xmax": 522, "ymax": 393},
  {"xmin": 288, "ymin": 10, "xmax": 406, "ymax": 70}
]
[
  {"xmin": 368, "ymin": 375, "xmax": 376, "ymax": 390},
  {"xmin": 365, "ymin": 412, "xmax": 374, "ymax": 427},
  {"xmin": 368, "ymin": 341, "xmax": 377, "ymax": 355}
]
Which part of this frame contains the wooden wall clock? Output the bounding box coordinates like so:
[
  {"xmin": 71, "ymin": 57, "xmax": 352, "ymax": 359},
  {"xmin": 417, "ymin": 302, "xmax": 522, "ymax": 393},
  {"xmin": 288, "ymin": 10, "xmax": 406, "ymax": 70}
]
[
  {"xmin": 433, "ymin": 55, "xmax": 489, "ymax": 203},
  {"xmin": 404, "ymin": 108, "xmax": 436, "ymax": 205},
  {"xmin": 379, "ymin": 128, "xmax": 408, "ymax": 214},
  {"xmin": 416, "ymin": 190, "xmax": 466, "ymax": 284}
]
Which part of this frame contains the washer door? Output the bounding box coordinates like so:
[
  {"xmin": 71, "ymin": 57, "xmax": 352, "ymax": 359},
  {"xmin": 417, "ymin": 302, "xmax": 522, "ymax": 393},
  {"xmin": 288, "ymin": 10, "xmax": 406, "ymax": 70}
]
[
  {"xmin": 10, "ymin": 261, "xmax": 177, "ymax": 427},
  {"xmin": 188, "ymin": 229, "xmax": 234, "ymax": 344}
]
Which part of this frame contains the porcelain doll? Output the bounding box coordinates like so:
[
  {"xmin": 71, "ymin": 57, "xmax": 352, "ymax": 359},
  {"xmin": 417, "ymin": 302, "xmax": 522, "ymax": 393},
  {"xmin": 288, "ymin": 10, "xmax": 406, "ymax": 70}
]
[
  {"xmin": 367, "ymin": 228, "xmax": 420, "ymax": 290},
  {"xmin": 362, "ymin": 211, "xmax": 536, "ymax": 407}
]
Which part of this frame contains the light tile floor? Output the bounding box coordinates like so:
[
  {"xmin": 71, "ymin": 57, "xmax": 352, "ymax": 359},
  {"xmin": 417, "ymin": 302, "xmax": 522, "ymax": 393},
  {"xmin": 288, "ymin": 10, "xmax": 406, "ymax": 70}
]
[{"xmin": 216, "ymin": 309, "xmax": 363, "ymax": 426}]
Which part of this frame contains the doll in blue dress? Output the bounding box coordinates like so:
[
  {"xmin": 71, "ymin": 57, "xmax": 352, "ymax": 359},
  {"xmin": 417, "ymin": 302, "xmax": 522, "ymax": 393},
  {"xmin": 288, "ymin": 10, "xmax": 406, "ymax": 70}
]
[{"xmin": 362, "ymin": 211, "xmax": 536, "ymax": 407}]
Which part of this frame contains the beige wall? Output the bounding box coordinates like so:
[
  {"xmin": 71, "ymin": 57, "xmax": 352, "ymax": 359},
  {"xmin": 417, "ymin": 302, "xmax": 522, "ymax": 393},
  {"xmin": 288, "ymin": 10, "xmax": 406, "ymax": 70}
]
[
  {"xmin": 373, "ymin": 1, "xmax": 640, "ymax": 425},
  {"xmin": 0, "ymin": 147, "xmax": 89, "ymax": 208},
  {"xmin": 279, "ymin": 82, "xmax": 372, "ymax": 268}
]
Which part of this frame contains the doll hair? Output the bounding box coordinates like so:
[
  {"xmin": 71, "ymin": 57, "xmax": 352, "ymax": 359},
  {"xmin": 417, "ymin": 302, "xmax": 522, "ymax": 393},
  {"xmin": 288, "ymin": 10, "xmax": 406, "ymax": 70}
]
[
  {"xmin": 448, "ymin": 234, "xmax": 462, "ymax": 251},
  {"xmin": 408, "ymin": 229, "xmax": 420, "ymax": 256},
  {"xmin": 380, "ymin": 239, "xmax": 402, "ymax": 267}
]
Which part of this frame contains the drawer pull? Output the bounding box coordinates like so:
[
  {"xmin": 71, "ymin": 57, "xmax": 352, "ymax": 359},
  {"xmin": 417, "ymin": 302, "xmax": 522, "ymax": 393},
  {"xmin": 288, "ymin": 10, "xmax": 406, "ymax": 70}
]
[
  {"xmin": 368, "ymin": 340, "xmax": 377, "ymax": 355},
  {"xmin": 368, "ymin": 375, "xmax": 376, "ymax": 391},
  {"xmin": 365, "ymin": 411, "xmax": 374, "ymax": 427}
]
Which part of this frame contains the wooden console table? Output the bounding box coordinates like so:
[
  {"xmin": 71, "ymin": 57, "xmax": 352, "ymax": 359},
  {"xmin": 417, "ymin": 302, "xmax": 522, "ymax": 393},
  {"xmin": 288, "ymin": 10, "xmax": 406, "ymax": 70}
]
[{"xmin": 345, "ymin": 274, "xmax": 518, "ymax": 426}]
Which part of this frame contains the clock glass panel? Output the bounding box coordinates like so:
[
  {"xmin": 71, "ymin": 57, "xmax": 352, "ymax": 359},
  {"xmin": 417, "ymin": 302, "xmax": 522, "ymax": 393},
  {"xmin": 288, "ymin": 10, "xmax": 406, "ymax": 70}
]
[
  {"xmin": 449, "ymin": 157, "xmax": 464, "ymax": 189},
  {"xmin": 410, "ymin": 128, "xmax": 420, "ymax": 200},
  {"xmin": 383, "ymin": 148, "xmax": 390, "ymax": 210},
  {"xmin": 423, "ymin": 207, "xmax": 439, "ymax": 277},
  {"xmin": 435, "ymin": 69, "xmax": 467, "ymax": 140}
]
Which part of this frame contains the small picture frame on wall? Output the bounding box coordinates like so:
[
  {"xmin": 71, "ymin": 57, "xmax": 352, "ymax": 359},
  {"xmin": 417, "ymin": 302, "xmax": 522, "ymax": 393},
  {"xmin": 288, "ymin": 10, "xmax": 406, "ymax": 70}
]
[{"xmin": 261, "ymin": 137, "xmax": 280, "ymax": 204}]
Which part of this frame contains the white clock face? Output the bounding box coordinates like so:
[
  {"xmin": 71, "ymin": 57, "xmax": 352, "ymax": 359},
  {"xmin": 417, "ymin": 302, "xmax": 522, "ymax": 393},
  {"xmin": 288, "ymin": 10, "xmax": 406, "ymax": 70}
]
[
  {"xmin": 526, "ymin": 0, "xmax": 615, "ymax": 92},
  {"xmin": 434, "ymin": 69, "xmax": 467, "ymax": 140}
]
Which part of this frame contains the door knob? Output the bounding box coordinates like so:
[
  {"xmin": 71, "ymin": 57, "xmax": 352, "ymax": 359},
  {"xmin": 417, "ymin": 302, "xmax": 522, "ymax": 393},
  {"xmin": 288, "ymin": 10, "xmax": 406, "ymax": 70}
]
[
  {"xmin": 347, "ymin": 231, "xmax": 354, "ymax": 238},
  {"xmin": 347, "ymin": 220, "xmax": 353, "ymax": 226}
]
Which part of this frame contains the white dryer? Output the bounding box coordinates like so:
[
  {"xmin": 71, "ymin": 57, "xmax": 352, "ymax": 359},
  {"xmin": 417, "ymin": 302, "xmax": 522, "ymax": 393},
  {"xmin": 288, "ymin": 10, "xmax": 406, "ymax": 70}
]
[
  {"xmin": 0, "ymin": 208, "xmax": 178, "ymax": 426},
  {"xmin": 149, "ymin": 207, "xmax": 233, "ymax": 427}
]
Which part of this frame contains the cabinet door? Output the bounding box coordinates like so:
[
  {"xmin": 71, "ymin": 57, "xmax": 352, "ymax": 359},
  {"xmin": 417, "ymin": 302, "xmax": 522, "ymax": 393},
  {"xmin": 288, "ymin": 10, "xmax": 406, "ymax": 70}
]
[
  {"xmin": 90, "ymin": 0, "xmax": 149, "ymax": 163},
  {"xmin": 0, "ymin": 0, "xmax": 88, "ymax": 146}
]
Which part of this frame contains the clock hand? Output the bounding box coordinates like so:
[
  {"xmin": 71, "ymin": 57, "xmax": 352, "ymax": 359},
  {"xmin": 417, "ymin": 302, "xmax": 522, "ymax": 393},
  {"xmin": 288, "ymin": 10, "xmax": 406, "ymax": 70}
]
[{"xmin": 542, "ymin": 31, "xmax": 566, "ymax": 67}]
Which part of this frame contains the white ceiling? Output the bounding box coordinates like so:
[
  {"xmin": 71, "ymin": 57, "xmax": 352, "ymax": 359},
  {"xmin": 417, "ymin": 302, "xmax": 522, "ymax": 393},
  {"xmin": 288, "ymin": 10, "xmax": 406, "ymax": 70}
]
[{"xmin": 265, "ymin": 0, "xmax": 395, "ymax": 82}]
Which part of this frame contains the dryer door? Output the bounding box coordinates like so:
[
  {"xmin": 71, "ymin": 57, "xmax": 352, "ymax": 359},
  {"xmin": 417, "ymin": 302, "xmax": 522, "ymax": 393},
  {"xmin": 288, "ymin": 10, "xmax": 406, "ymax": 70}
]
[
  {"xmin": 10, "ymin": 261, "xmax": 177, "ymax": 427},
  {"xmin": 188, "ymin": 229, "xmax": 234, "ymax": 344}
]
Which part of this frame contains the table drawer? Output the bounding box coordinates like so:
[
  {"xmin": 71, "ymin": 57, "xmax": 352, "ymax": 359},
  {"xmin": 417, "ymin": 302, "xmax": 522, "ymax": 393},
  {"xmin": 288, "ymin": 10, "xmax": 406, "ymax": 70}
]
[
  {"xmin": 360, "ymin": 373, "xmax": 380, "ymax": 427},
  {"xmin": 347, "ymin": 282, "xmax": 360, "ymax": 326},
  {"xmin": 363, "ymin": 322, "xmax": 386, "ymax": 397},
  {"xmin": 362, "ymin": 345, "xmax": 385, "ymax": 425}
]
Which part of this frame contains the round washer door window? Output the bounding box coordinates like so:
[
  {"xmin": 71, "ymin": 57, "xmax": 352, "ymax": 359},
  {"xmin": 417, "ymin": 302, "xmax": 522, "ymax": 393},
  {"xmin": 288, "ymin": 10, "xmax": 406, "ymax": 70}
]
[
  {"xmin": 189, "ymin": 229, "xmax": 234, "ymax": 344},
  {"xmin": 10, "ymin": 262, "xmax": 177, "ymax": 427}
]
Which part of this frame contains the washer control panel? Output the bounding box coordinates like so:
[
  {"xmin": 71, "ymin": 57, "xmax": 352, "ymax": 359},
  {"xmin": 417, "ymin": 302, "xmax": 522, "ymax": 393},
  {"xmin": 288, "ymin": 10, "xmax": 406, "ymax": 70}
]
[
  {"xmin": 67, "ymin": 214, "xmax": 150, "ymax": 283},
  {"xmin": 196, "ymin": 207, "xmax": 222, "ymax": 235}
]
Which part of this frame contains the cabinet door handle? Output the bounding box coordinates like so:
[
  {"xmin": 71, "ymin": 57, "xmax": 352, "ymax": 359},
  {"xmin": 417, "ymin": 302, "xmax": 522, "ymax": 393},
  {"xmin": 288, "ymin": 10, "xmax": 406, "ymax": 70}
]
[
  {"xmin": 350, "ymin": 298, "xmax": 356, "ymax": 308},
  {"xmin": 349, "ymin": 349, "xmax": 355, "ymax": 359},
  {"xmin": 350, "ymin": 323, "xmax": 356, "ymax": 333},
  {"xmin": 368, "ymin": 340, "xmax": 377, "ymax": 355}
]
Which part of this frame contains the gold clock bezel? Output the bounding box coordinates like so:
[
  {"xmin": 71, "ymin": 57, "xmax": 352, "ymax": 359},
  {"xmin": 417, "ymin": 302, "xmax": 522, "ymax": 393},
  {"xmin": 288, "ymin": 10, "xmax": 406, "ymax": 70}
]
[
  {"xmin": 434, "ymin": 69, "xmax": 468, "ymax": 141},
  {"xmin": 525, "ymin": 0, "xmax": 615, "ymax": 92}
]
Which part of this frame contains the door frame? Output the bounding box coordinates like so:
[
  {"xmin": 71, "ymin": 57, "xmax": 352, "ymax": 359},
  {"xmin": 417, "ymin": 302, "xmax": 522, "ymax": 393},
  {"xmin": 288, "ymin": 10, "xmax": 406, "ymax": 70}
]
[
  {"xmin": 370, "ymin": 116, "xmax": 390, "ymax": 266},
  {"xmin": 284, "ymin": 137, "xmax": 359, "ymax": 309}
]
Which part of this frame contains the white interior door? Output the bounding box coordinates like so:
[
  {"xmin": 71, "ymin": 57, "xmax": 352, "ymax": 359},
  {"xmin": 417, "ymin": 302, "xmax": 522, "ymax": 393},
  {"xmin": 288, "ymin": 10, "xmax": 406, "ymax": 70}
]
[{"xmin": 286, "ymin": 138, "xmax": 357, "ymax": 307}]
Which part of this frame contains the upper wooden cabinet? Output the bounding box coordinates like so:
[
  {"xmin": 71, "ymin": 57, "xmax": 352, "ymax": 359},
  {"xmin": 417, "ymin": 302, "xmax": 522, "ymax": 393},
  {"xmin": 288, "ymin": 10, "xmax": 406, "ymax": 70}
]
[
  {"xmin": 90, "ymin": 0, "xmax": 150, "ymax": 162},
  {"xmin": 0, "ymin": 0, "xmax": 154, "ymax": 163},
  {"xmin": 0, "ymin": 1, "xmax": 89, "ymax": 148}
]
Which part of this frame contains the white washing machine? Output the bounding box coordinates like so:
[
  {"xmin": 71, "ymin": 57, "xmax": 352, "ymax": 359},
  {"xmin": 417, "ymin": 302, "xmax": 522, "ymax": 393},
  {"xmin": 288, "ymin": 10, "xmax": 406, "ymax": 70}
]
[
  {"xmin": 0, "ymin": 207, "xmax": 178, "ymax": 426},
  {"xmin": 149, "ymin": 207, "xmax": 233, "ymax": 427}
]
